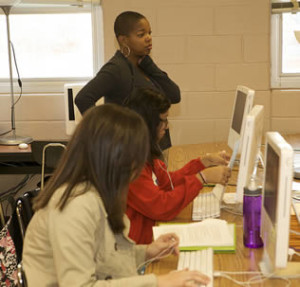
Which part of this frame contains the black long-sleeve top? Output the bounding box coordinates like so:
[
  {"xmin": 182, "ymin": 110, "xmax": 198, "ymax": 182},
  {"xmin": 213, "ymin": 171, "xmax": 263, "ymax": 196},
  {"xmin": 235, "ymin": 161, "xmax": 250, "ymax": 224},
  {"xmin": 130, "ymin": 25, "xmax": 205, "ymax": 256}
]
[
  {"xmin": 75, "ymin": 50, "xmax": 181, "ymax": 114},
  {"xmin": 75, "ymin": 50, "xmax": 181, "ymax": 149}
]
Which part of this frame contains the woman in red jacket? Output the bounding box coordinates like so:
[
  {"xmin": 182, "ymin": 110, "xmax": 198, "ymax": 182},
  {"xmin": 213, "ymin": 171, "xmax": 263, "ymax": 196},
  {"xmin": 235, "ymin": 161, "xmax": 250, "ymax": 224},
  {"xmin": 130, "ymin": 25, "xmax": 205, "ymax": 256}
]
[{"xmin": 126, "ymin": 88, "xmax": 231, "ymax": 244}]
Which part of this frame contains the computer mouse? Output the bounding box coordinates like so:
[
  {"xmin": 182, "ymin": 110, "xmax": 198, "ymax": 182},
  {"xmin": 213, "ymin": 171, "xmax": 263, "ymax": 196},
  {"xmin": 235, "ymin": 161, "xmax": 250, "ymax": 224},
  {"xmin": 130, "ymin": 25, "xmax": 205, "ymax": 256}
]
[{"xmin": 18, "ymin": 143, "xmax": 29, "ymax": 149}]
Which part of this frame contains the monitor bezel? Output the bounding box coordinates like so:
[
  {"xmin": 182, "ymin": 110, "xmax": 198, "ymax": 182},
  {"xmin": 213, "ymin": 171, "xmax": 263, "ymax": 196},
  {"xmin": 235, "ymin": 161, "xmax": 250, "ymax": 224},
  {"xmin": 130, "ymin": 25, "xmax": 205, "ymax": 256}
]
[
  {"xmin": 260, "ymin": 132, "xmax": 294, "ymax": 273},
  {"xmin": 64, "ymin": 83, "xmax": 86, "ymax": 136},
  {"xmin": 235, "ymin": 105, "xmax": 264, "ymax": 203},
  {"xmin": 227, "ymin": 85, "xmax": 255, "ymax": 152}
]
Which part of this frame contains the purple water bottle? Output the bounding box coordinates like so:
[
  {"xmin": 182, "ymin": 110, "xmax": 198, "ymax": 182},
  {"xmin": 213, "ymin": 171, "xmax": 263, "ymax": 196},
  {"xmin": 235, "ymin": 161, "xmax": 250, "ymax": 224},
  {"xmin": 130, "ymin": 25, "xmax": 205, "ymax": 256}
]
[{"xmin": 243, "ymin": 183, "xmax": 264, "ymax": 248}]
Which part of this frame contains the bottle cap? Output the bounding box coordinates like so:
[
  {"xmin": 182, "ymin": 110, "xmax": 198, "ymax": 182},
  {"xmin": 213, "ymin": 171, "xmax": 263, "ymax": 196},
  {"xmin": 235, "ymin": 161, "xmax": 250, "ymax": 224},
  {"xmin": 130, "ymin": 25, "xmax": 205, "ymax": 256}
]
[{"xmin": 244, "ymin": 186, "xmax": 262, "ymax": 196}]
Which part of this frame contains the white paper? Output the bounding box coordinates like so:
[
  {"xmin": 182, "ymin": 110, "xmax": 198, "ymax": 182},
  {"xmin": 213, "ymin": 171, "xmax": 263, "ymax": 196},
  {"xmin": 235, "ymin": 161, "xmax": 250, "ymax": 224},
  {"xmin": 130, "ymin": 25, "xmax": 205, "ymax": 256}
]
[{"xmin": 153, "ymin": 218, "xmax": 234, "ymax": 247}]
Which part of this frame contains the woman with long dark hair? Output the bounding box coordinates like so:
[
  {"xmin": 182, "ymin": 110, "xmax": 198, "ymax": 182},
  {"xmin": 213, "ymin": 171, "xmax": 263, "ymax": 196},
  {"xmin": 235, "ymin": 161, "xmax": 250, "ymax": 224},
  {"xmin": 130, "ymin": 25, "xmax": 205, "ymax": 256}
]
[{"xmin": 22, "ymin": 104, "xmax": 210, "ymax": 287}]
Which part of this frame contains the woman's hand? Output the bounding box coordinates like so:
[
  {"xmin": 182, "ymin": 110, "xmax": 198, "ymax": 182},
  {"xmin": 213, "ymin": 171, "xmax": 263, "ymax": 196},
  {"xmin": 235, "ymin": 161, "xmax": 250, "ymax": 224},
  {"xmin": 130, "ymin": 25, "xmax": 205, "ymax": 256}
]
[
  {"xmin": 199, "ymin": 165, "xmax": 231, "ymax": 185},
  {"xmin": 200, "ymin": 150, "xmax": 230, "ymax": 168},
  {"xmin": 146, "ymin": 233, "xmax": 179, "ymax": 261},
  {"xmin": 157, "ymin": 269, "xmax": 210, "ymax": 287}
]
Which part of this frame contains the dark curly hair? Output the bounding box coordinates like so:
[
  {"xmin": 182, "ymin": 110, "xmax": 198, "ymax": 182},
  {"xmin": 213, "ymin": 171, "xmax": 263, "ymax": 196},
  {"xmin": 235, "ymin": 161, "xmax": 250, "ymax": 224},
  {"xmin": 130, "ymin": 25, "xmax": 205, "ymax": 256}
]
[{"xmin": 126, "ymin": 88, "xmax": 171, "ymax": 163}]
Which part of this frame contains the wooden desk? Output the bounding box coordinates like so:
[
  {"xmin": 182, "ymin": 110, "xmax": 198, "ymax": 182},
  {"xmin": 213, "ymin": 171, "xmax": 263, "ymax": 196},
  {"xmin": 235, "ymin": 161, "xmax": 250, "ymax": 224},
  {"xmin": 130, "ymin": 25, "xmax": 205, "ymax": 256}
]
[
  {"xmin": 0, "ymin": 144, "xmax": 40, "ymax": 174},
  {"xmin": 146, "ymin": 136, "xmax": 300, "ymax": 287},
  {"xmin": 0, "ymin": 144, "xmax": 33, "ymax": 161},
  {"xmin": 0, "ymin": 140, "xmax": 67, "ymax": 174}
]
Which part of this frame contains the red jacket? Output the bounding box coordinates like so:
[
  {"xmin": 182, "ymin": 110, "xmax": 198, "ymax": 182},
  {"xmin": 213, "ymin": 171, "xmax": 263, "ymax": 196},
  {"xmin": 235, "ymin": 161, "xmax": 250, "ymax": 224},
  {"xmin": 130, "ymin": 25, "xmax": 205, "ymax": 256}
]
[{"xmin": 126, "ymin": 158, "xmax": 205, "ymax": 244}]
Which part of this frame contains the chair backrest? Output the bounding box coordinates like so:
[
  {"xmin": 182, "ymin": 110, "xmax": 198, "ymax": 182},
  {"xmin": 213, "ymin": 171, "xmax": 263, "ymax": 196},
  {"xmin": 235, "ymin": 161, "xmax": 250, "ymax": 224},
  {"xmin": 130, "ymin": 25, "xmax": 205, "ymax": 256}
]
[
  {"xmin": 31, "ymin": 141, "xmax": 67, "ymax": 190},
  {"xmin": 16, "ymin": 189, "xmax": 39, "ymax": 240},
  {"xmin": 41, "ymin": 143, "xmax": 66, "ymax": 190},
  {"xmin": 13, "ymin": 190, "xmax": 39, "ymax": 287},
  {"xmin": 17, "ymin": 262, "xmax": 27, "ymax": 287},
  {"xmin": 31, "ymin": 141, "xmax": 67, "ymax": 168},
  {"xmin": 11, "ymin": 188, "xmax": 40, "ymax": 261}
]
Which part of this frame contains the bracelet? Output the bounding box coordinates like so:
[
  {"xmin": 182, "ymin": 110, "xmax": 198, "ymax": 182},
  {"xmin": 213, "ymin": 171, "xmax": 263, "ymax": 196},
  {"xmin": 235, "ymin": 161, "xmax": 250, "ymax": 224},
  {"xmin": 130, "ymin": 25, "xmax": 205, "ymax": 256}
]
[{"xmin": 198, "ymin": 172, "xmax": 207, "ymax": 184}]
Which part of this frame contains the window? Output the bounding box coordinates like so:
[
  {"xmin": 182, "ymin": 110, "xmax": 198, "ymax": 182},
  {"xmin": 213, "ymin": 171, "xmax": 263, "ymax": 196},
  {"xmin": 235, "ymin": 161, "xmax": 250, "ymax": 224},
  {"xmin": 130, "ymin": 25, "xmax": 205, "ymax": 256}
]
[
  {"xmin": 271, "ymin": 1, "xmax": 300, "ymax": 88},
  {"xmin": 0, "ymin": 1, "xmax": 103, "ymax": 93},
  {"xmin": 282, "ymin": 13, "xmax": 300, "ymax": 73}
]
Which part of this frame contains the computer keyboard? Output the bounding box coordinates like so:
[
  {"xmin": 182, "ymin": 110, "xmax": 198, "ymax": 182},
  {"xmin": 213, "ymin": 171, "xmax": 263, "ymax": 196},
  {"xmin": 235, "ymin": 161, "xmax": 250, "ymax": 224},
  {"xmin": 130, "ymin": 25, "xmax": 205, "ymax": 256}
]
[
  {"xmin": 177, "ymin": 248, "xmax": 214, "ymax": 287},
  {"xmin": 193, "ymin": 140, "xmax": 240, "ymax": 221},
  {"xmin": 192, "ymin": 192, "xmax": 221, "ymax": 221}
]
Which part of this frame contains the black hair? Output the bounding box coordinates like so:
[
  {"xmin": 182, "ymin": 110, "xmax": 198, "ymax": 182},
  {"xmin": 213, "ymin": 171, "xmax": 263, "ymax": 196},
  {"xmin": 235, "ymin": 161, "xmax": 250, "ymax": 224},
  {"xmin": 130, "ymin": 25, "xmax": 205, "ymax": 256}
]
[
  {"xmin": 114, "ymin": 11, "xmax": 145, "ymax": 38},
  {"xmin": 126, "ymin": 88, "xmax": 171, "ymax": 163},
  {"xmin": 33, "ymin": 104, "xmax": 149, "ymax": 234}
]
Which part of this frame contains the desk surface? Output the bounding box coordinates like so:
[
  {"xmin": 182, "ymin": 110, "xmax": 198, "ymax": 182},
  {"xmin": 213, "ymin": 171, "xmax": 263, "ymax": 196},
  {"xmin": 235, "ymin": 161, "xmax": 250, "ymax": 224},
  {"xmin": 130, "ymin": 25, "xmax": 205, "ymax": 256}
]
[
  {"xmin": 0, "ymin": 141, "xmax": 67, "ymax": 174},
  {"xmin": 0, "ymin": 144, "xmax": 40, "ymax": 174},
  {"xmin": 0, "ymin": 144, "xmax": 33, "ymax": 161},
  {"xmin": 146, "ymin": 134, "xmax": 300, "ymax": 287}
]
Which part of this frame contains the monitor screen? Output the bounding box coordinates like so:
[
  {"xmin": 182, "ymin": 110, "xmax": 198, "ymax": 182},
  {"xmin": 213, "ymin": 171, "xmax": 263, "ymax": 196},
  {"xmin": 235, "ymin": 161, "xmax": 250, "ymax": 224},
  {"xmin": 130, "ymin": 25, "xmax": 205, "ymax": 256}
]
[
  {"xmin": 263, "ymin": 144, "xmax": 279, "ymax": 225},
  {"xmin": 227, "ymin": 86, "xmax": 254, "ymax": 152},
  {"xmin": 231, "ymin": 90, "xmax": 247, "ymax": 134}
]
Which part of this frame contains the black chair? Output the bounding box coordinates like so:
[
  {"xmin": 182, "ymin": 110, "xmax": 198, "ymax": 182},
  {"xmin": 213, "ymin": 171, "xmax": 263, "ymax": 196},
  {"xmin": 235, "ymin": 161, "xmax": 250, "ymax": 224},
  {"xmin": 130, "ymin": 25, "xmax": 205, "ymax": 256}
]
[
  {"xmin": 17, "ymin": 262, "xmax": 27, "ymax": 287},
  {"xmin": 13, "ymin": 188, "xmax": 39, "ymax": 287},
  {"xmin": 15, "ymin": 189, "xmax": 40, "ymax": 241}
]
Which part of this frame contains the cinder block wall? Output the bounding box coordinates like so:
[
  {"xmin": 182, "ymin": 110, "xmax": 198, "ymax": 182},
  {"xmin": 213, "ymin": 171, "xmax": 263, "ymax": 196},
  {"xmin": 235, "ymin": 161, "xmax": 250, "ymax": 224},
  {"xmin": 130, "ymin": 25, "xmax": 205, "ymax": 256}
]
[
  {"xmin": 0, "ymin": 0, "xmax": 299, "ymax": 146},
  {"xmin": 102, "ymin": 0, "xmax": 274, "ymax": 145}
]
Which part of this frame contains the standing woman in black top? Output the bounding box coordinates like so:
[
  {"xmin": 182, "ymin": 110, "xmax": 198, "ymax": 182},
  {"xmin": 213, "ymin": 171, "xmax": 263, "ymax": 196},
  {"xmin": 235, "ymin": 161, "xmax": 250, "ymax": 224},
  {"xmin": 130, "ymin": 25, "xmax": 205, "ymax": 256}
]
[{"xmin": 75, "ymin": 11, "xmax": 180, "ymax": 150}]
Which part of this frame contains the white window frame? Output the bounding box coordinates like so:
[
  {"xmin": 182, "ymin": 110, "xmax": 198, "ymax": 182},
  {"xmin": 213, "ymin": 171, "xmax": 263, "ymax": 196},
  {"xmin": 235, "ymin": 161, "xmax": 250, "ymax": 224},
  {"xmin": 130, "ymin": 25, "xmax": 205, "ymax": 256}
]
[
  {"xmin": 0, "ymin": 1, "xmax": 103, "ymax": 94},
  {"xmin": 271, "ymin": 11, "xmax": 300, "ymax": 88}
]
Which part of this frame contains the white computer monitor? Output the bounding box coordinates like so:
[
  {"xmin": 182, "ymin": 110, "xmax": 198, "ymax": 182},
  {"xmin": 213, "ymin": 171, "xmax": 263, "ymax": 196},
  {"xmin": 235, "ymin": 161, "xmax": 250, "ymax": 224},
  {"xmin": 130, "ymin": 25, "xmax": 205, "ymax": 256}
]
[
  {"xmin": 64, "ymin": 83, "xmax": 86, "ymax": 136},
  {"xmin": 259, "ymin": 132, "xmax": 294, "ymax": 274},
  {"xmin": 64, "ymin": 83, "xmax": 104, "ymax": 136},
  {"xmin": 235, "ymin": 105, "xmax": 264, "ymax": 203},
  {"xmin": 227, "ymin": 86, "xmax": 255, "ymax": 152}
]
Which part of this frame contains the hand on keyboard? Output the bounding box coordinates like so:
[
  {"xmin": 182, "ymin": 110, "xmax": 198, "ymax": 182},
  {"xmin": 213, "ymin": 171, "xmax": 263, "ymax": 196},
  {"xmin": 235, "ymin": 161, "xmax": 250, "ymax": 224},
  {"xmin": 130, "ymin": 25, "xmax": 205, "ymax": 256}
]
[
  {"xmin": 157, "ymin": 269, "xmax": 210, "ymax": 287},
  {"xmin": 177, "ymin": 248, "xmax": 214, "ymax": 287}
]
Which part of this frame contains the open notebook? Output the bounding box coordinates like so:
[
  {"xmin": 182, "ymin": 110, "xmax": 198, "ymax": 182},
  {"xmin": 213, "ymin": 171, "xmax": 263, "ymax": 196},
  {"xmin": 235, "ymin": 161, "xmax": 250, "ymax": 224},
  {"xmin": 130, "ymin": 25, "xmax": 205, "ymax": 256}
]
[{"xmin": 153, "ymin": 218, "xmax": 236, "ymax": 253}]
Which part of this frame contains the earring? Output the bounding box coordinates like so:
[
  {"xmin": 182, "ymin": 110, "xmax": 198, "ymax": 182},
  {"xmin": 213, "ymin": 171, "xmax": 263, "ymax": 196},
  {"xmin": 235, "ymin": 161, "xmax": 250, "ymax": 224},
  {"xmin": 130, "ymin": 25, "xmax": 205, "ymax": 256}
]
[{"xmin": 121, "ymin": 44, "xmax": 130, "ymax": 58}]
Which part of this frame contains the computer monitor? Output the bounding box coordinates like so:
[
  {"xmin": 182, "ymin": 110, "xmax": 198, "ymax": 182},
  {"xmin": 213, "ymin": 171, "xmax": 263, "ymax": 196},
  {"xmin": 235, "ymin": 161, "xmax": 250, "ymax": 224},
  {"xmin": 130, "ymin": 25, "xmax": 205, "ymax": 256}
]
[
  {"xmin": 259, "ymin": 132, "xmax": 294, "ymax": 274},
  {"xmin": 64, "ymin": 83, "xmax": 86, "ymax": 136},
  {"xmin": 235, "ymin": 105, "xmax": 264, "ymax": 203},
  {"xmin": 227, "ymin": 86, "xmax": 255, "ymax": 152},
  {"xmin": 63, "ymin": 83, "xmax": 104, "ymax": 136}
]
